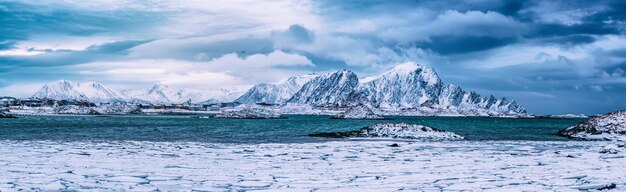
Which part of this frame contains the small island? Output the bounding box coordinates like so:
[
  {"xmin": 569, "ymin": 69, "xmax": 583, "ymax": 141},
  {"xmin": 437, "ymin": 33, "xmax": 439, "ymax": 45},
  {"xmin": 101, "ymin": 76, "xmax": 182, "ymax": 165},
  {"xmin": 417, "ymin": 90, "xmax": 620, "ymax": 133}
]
[
  {"xmin": 214, "ymin": 106, "xmax": 286, "ymax": 119},
  {"xmin": 310, "ymin": 123, "xmax": 464, "ymax": 141},
  {"xmin": 558, "ymin": 110, "xmax": 626, "ymax": 141}
]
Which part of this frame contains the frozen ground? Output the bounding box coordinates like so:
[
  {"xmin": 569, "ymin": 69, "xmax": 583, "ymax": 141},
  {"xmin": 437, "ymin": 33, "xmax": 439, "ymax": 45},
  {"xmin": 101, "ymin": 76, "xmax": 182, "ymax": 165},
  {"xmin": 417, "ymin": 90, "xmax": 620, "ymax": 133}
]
[{"xmin": 0, "ymin": 140, "xmax": 624, "ymax": 191}]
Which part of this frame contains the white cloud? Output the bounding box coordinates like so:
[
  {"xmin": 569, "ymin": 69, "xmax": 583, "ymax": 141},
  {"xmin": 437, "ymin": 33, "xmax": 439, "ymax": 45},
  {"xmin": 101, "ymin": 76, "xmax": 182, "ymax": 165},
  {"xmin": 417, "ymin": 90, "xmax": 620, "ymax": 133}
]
[
  {"xmin": 379, "ymin": 10, "xmax": 525, "ymax": 43},
  {"xmin": 66, "ymin": 50, "xmax": 314, "ymax": 90},
  {"xmin": 19, "ymin": 35, "xmax": 120, "ymax": 51},
  {"xmin": 0, "ymin": 49, "xmax": 46, "ymax": 56},
  {"xmin": 524, "ymin": 1, "xmax": 606, "ymax": 25},
  {"xmin": 458, "ymin": 35, "xmax": 626, "ymax": 72},
  {"xmin": 589, "ymin": 85, "xmax": 604, "ymax": 92}
]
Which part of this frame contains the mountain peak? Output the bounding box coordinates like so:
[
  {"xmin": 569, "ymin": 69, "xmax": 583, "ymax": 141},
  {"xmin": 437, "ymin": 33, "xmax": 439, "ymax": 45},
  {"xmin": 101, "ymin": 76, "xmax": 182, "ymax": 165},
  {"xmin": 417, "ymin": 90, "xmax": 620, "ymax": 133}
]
[
  {"xmin": 236, "ymin": 74, "xmax": 319, "ymax": 104},
  {"xmin": 148, "ymin": 83, "xmax": 172, "ymax": 92},
  {"xmin": 287, "ymin": 69, "xmax": 359, "ymax": 106},
  {"xmin": 33, "ymin": 80, "xmax": 124, "ymax": 102},
  {"xmin": 388, "ymin": 61, "xmax": 420, "ymax": 73}
]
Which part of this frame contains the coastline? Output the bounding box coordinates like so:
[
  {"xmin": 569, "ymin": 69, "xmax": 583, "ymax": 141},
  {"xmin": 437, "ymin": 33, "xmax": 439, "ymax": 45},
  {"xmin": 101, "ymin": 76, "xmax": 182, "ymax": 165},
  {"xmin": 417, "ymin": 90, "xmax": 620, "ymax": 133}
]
[{"xmin": 0, "ymin": 139, "xmax": 623, "ymax": 191}]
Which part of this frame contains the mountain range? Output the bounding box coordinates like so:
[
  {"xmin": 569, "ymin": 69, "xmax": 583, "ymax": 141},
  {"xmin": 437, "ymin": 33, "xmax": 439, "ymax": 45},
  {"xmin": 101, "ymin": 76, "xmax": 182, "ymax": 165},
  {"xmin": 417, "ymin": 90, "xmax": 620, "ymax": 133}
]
[
  {"xmin": 29, "ymin": 62, "xmax": 527, "ymax": 115},
  {"xmin": 32, "ymin": 81, "xmax": 247, "ymax": 104}
]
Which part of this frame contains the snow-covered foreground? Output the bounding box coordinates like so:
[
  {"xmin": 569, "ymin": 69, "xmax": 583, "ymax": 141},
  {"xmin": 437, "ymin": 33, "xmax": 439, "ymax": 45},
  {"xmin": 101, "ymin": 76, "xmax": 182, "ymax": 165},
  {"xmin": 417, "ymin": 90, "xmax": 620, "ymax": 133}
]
[{"xmin": 0, "ymin": 140, "xmax": 624, "ymax": 191}]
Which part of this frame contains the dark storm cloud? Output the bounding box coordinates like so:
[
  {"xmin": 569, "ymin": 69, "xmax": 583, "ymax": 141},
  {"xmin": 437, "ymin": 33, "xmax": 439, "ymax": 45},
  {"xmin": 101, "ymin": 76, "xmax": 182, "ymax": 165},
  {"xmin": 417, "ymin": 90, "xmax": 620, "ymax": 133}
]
[
  {"xmin": 536, "ymin": 35, "xmax": 596, "ymax": 46},
  {"xmin": 417, "ymin": 36, "xmax": 518, "ymax": 55},
  {"xmin": 316, "ymin": 0, "xmax": 625, "ymax": 55},
  {"xmin": 528, "ymin": 23, "xmax": 620, "ymax": 38}
]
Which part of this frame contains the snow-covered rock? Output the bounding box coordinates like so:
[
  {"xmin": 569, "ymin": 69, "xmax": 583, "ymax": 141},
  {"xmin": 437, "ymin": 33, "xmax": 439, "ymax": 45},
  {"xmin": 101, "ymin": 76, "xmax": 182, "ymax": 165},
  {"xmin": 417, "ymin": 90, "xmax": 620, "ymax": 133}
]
[
  {"xmin": 275, "ymin": 104, "xmax": 342, "ymax": 115},
  {"xmin": 32, "ymin": 80, "xmax": 126, "ymax": 103},
  {"xmin": 214, "ymin": 106, "xmax": 285, "ymax": 119},
  {"xmin": 287, "ymin": 70, "xmax": 359, "ymax": 107},
  {"xmin": 236, "ymin": 74, "xmax": 317, "ymax": 105},
  {"xmin": 599, "ymin": 144, "xmax": 623, "ymax": 154},
  {"xmin": 54, "ymin": 104, "xmax": 142, "ymax": 115},
  {"xmin": 558, "ymin": 110, "xmax": 626, "ymax": 141},
  {"xmin": 310, "ymin": 123, "xmax": 464, "ymax": 141},
  {"xmin": 0, "ymin": 111, "xmax": 16, "ymax": 118},
  {"xmin": 548, "ymin": 114, "xmax": 589, "ymax": 118},
  {"xmin": 332, "ymin": 105, "xmax": 386, "ymax": 120}
]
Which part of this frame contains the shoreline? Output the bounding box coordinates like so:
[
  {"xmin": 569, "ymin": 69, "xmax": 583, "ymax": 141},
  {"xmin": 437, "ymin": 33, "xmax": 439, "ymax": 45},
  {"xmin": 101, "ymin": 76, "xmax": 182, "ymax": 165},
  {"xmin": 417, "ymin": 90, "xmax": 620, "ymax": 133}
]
[{"xmin": 0, "ymin": 139, "xmax": 623, "ymax": 191}]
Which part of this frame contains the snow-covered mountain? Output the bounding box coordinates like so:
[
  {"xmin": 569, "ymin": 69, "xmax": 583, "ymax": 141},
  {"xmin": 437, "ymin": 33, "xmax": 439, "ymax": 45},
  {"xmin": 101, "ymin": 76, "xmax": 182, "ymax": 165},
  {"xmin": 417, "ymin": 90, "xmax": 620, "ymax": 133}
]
[
  {"xmin": 122, "ymin": 83, "xmax": 247, "ymax": 104},
  {"xmin": 235, "ymin": 74, "xmax": 318, "ymax": 104},
  {"xmin": 353, "ymin": 62, "xmax": 444, "ymax": 108},
  {"xmin": 122, "ymin": 83, "xmax": 192, "ymax": 104},
  {"xmin": 284, "ymin": 62, "xmax": 526, "ymax": 115},
  {"xmin": 28, "ymin": 62, "xmax": 527, "ymax": 116},
  {"xmin": 439, "ymin": 84, "xmax": 526, "ymax": 114},
  {"xmin": 32, "ymin": 80, "xmax": 125, "ymax": 103},
  {"xmin": 32, "ymin": 80, "xmax": 247, "ymax": 104},
  {"xmin": 287, "ymin": 70, "xmax": 359, "ymax": 107}
]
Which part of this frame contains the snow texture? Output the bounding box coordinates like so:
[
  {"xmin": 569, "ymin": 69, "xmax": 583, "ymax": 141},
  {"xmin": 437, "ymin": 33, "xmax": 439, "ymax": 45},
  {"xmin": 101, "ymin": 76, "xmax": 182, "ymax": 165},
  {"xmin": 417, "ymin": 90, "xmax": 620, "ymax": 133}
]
[
  {"xmin": 559, "ymin": 110, "xmax": 626, "ymax": 141},
  {"xmin": 0, "ymin": 140, "xmax": 624, "ymax": 191}
]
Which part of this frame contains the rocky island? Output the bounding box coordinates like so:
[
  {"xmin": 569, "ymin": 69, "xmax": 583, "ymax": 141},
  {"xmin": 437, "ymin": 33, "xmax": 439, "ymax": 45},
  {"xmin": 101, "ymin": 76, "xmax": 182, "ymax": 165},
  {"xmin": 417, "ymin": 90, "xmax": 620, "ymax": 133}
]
[
  {"xmin": 310, "ymin": 123, "xmax": 464, "ymax": 141},
  {"xmin": 558, "ymin": 110, "xmax": 626, "ymax": 141},
  {"xmin": 214, "ymin": 106, "xmax": 285, "ymax": 119}
]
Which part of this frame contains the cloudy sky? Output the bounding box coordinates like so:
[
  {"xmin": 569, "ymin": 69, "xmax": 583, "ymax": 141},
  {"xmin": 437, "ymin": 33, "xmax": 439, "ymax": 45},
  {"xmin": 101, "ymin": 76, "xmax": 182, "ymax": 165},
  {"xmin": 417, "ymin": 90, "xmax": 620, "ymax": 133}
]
[{"xmin": 1, "ymin": 0, "xmax": 625, "ymax": 114}]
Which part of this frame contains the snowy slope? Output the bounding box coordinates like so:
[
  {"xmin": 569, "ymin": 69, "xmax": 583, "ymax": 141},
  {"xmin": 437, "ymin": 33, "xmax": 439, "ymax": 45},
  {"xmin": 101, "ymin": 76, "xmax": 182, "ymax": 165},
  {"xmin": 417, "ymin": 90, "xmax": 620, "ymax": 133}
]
[
  {"xmin": 32, "ymin": 80, "xmax": 126, "ymax": 103},
  {"xmin": 235, "ymin": 74, "xmax": 317, "ymax": 104},
  {"xmin": 438, "ymin": 84, "xmax": 526, "ymax": 114},
  {"xmin": 287, "ymin": 70, "xmax": 359, "ymax": 107},
  {"xmin": 354, "ymin": 62, "xmax": 444, "ymax": 108}
]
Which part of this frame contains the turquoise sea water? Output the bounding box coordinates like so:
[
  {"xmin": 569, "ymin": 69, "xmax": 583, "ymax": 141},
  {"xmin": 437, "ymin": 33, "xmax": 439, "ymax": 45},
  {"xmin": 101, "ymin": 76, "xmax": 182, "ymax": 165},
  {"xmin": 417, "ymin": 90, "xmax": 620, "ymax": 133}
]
[{"xmin": 0, "ymin": 115, "xmax": 585, "ymax": 143}]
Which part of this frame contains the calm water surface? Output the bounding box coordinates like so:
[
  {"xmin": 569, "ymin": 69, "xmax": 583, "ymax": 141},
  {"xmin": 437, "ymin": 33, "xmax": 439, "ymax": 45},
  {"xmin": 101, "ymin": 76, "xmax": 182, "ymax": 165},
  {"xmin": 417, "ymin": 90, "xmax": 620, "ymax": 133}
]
[{"xmin": 0, "ymin": 115, "xmax": 585, "ymax": 143}]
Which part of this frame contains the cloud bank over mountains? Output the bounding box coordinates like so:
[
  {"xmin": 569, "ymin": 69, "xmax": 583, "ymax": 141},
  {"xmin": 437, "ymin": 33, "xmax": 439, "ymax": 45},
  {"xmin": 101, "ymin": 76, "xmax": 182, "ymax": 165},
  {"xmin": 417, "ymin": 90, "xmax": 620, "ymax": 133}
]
[{"xmin": 1, "ymin": 0, "xmax": 625, "ymax": 114}]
